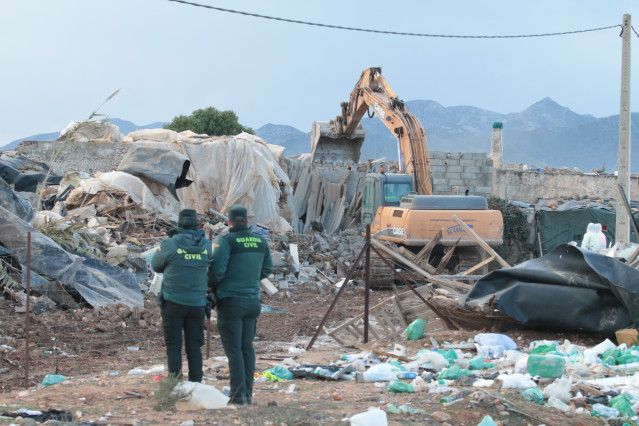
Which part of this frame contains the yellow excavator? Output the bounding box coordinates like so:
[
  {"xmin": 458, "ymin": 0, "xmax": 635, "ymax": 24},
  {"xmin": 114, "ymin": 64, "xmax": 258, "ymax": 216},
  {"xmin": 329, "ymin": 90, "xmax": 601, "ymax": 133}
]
[{"xmin": 312, "ymin": 67, "xmax": 503, "ymax": 279}]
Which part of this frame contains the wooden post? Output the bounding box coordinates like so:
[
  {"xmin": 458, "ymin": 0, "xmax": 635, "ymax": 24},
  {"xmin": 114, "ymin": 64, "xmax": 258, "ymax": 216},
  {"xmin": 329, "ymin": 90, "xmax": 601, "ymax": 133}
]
[
  {"xmin": 616, "ymin": 14, "xmax": 632, "ymax": 247},
  {"xmin": 25, "ymin": 232, "xmax": 31, "ymax": 388}
]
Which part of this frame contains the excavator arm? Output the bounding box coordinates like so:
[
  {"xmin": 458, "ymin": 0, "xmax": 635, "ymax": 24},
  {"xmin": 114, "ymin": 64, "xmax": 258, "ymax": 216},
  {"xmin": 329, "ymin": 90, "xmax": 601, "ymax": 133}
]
[{"xmin": 313, "ymin": 67, "xmax": 432, "ymax": 194}]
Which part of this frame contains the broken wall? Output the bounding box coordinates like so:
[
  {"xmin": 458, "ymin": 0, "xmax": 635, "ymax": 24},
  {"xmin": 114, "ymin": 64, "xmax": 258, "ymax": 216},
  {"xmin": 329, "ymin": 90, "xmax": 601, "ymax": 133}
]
[
  {"xmin": 492, "ymin": 169, "xmax": 639, "ymax": 204},
  {"xmin": 430, "ymin": 151, "xmax": 493, "ymax": 198}
]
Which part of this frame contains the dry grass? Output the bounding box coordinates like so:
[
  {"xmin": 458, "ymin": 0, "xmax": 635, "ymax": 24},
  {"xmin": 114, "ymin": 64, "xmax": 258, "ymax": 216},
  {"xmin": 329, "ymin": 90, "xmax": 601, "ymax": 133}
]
[{"xmin": 152, "ymin": 373, "xmax": 192, "ymax": 411}]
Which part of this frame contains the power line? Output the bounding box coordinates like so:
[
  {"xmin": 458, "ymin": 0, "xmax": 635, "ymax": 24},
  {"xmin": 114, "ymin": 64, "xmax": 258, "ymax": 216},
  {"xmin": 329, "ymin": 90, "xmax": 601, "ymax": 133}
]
[
  {"xmin": 168, "ymin": 0, "xmax": 620, "ymax": 39},
  {"xmin": 632, "ymin": 26, "xmax": 639, "ymax": 39}
]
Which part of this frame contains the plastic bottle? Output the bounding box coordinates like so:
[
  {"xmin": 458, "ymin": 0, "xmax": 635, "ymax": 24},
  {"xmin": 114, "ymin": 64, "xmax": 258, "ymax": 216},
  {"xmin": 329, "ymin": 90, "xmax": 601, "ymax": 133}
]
[
  {"xmin": 591, "ymin": 403, "xmax": 619, "ymax": 419},
  {"xmin": 547, "ymin": 396, "xmax": 570, "ymax": 412},
  {"xmin": 397, "ymin": 371, "xmax": 417, "ymax": 379}
]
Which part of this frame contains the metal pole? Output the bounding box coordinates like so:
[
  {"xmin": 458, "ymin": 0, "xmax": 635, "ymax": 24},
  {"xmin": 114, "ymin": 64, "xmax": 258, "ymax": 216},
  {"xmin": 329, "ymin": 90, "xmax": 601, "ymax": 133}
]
[
  {"xmin": 306, "ymin": 242, "xmax": 368, "ymax": 351},
  {"xmin": 616, "ymin": 14, "xmax": 632, "ymax": 247},
  {"xmin": 25, "ymin": 232, "xmax": 31, "ymax": 388},
  {"xmin": 363, "ymin": 225, "xmax": 370, "ymax": 343}
]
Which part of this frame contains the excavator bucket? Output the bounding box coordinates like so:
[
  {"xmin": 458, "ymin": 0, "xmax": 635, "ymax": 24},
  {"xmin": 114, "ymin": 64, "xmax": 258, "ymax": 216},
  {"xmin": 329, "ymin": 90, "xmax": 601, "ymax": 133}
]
[{"xmin": 310, "ymin": 121, "xmax": 365, "ymax": 165}]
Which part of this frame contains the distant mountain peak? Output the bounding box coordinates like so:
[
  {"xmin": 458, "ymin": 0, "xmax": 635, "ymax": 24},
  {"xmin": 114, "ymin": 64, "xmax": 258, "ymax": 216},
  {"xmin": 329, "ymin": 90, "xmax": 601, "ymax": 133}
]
[{"xmin": 524, "ymin": 97, "xmax": 566, "ymax": 112}]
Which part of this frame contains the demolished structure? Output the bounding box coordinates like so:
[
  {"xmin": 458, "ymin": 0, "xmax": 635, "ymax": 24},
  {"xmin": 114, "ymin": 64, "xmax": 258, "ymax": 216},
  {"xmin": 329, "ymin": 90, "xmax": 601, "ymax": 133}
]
[{"xmin": 4, "ymin": 117, "xmax": 639, "ymax": 423}]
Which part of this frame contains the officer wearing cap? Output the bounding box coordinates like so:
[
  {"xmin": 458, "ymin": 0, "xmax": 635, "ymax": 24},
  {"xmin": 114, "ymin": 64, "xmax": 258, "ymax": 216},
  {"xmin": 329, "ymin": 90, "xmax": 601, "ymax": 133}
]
[
  {"xmin": 208, "ymin": 204, "xmax": 273, "ymax": 405},
  {"xmin": 152, "ymin": 209, "xmax": 212, "ymax": 382}
]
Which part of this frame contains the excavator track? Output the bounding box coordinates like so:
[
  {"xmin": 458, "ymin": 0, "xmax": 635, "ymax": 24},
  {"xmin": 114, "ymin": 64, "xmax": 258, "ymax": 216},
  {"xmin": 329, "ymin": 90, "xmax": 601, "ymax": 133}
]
[{"xmin": 367, "ymin": 250, "xmax": 396, "ymax": 289}]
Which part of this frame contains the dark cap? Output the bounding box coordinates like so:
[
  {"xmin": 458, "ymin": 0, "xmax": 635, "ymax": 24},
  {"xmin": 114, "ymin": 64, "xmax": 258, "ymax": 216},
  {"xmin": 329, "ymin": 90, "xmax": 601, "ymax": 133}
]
[
  {"xmin": 228, "ymin": 204, "xmax": 248, "ymax": 221},
  {"xmin": 178, "ymin": 209, "xmax": 198, "ymax": 229}
]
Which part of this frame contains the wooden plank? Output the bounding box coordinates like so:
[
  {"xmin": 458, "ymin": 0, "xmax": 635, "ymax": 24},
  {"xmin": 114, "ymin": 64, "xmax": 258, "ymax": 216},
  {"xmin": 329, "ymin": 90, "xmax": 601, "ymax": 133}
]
[
  {"xmin": 415, "ymin": 228, "xmax": 443, "ymax": 266},
  {"xmin": 354, "ymin": 344, "xmax": 413, "ymax": 362},
  {"xmin": 374, "ymin": 310, "xmax": 395, "ymax": 337},
  {"xmin": 371, "ymin": 239, "xmax": 472, "ymax": 292},
  {"xmin": 452, "ymin": 215, "xmax": 510, "ymax": 268},
  {"xmin": 459, "ymin": 256, "xmax": 495, "ymax": 276},
  {"xmin": 390, "ymin": 294, "xmax": 407, "ymax": 328},
  {"xmin": 436, "ymin": 238, "xmax": 460, "ymax": 274},
  {"xmin": 367, "ymin": 323, "xmax": 381, "ymax": 340},
  {"xmin": 398, "ymin": 246, "xmax": 417, "ymax": 262}
]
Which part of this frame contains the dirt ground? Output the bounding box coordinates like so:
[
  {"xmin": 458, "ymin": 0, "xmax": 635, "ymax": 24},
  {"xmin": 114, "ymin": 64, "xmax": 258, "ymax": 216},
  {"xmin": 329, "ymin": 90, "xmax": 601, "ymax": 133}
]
[{"xmin": 0, "ymin": 284, "xmax": 610, "ymax": 425}]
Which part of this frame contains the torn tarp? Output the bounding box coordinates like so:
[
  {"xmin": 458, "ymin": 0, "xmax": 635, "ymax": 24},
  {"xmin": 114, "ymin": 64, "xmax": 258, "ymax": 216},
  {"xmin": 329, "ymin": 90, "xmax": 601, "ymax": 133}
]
[
  {"xmin": 117, "ymin": 145, "xmax": 192, "ymax": 199},
  {"xmin": 0, "ymin": 153, "xmax": 62, "ymax": 192},
  {"xmin": 0, "ymin": 206, "xmax": 142, "ymax": 308},
  {"xmin": 463, "ymin": 244, "xmax": 639, "ymax": 333},
  {"xmin": 0, "ymin": 177, "xmax": 33, "ymax": 222}
]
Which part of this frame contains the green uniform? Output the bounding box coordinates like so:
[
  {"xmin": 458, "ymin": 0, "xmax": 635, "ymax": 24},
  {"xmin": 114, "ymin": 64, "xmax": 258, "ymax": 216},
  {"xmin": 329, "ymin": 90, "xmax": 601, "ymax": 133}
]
[
  {"xmin": 152, "ymin": 226, "xmax": 212, "ymax": 382},
  {"xmin": 208, "ymin": 225, "xmax": 273, "ymax": 299},
  {"xmin": 208, "ymin": 224, "xmax": 272, "ymax": 404},
  {"xmin": 152, "ymin": 227, "xmax": 212, "ymax": 306}
]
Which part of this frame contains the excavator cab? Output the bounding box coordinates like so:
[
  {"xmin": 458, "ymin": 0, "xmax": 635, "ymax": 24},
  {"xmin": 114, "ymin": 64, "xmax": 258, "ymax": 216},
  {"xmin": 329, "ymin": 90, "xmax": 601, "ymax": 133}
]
[{"xmin": 361, "ymin": 172, "xmax": 414, "ymax": 224}]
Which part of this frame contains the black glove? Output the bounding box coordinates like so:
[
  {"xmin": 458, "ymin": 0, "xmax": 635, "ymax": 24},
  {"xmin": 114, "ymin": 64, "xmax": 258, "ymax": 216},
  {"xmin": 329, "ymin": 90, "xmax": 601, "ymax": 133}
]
[{"xmin": 205, "ymin": 292, "xmax": 216, "ymax": 319}]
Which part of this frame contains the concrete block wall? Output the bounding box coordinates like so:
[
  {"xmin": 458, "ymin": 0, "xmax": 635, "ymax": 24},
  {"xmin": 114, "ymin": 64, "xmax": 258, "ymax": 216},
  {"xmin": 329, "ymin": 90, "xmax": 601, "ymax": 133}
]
[
  {"xmin": 492, "ymin": 169, "xmax": 639, "ymax": 204},
  {"xmin": 18, "ymin": 141, "xmax": 129, "ymax": 176},
  {"xmin": 429, "ymin": 151, "xmax": 493, "ymax": 198}
]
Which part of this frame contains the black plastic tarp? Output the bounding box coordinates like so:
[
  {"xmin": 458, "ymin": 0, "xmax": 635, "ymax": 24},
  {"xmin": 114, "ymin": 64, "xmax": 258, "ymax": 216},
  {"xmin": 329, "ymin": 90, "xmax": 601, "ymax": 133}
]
[
  {"xmin": 0, "ymin": 154, "xmax": 62, "ymax": 192},
  {"xmin": 533, "ymin": 201, "xmax": 639, "ymax": 256},
  {"xmin": 0, "ymin": 206, "xmax": 142, "ymax": 308},
  {"xmin": 117, "ymin": 146, "xmax": 192, "ymax": 199},
  {"xmin": 0, "ymin": 177, "xmax": 33, "ymax": 222},
  {"xmin": 463, "ymin": 244, "xmax": 639, "ymax": 333}
]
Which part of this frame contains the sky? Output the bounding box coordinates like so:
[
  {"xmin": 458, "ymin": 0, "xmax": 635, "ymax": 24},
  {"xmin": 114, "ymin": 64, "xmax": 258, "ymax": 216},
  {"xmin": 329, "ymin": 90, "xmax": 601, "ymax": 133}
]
[{"xmin": 1, "ymin": 0, "xmax": 638, "ymax": 145}]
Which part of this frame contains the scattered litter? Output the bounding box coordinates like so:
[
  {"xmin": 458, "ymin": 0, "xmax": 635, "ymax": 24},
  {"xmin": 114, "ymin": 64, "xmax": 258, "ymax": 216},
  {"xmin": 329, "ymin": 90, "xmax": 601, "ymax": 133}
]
[
  {"xmin": 402, "ymin": 319, "xmax": 426, "ymax": 341},
  {"xmin": 173, "ymin": 381, "xmax": 229, "ymax": 410},
  {"xmin": 41, "ymin": 374, "xmax": 66, "ymax": 386},
  {"xmin": 127, "ymin": 365, "xmax": 164, "ymax": 375},
  {"xmin": 348, "ymin": 407, "xmax": 387, "ymax": 426}
]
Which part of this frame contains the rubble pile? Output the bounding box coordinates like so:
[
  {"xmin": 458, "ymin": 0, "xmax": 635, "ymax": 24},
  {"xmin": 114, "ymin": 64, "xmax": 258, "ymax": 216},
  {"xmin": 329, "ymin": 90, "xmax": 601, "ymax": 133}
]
[{"xmin": 3, "ymin": 120, "xmax": 639, "ymax": 423}]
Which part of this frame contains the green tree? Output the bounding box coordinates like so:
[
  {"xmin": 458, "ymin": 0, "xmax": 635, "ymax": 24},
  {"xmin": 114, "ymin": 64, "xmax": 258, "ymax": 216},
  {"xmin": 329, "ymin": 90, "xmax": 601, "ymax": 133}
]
[{"xmin": 164, "ymin": 106, "xmax": 254, "ymax": 136}]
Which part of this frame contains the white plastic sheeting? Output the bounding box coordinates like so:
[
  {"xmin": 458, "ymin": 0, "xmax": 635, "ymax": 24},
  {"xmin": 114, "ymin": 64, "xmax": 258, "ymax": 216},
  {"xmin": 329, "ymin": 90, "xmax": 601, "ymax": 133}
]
[{"xmin": 123, "ymin": 130, "xmax": 292, "ymax": 233}]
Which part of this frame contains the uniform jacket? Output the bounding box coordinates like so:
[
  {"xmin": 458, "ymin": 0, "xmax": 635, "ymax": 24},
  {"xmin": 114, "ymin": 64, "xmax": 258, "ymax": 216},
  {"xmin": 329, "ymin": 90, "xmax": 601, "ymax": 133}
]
[
  {"xmin": 208, "ymin": 225, "xmax": 273, "ymax": 301},
  {"xmin": 152, "ymin": 227, "xmax": 213, "ymax": 307}
]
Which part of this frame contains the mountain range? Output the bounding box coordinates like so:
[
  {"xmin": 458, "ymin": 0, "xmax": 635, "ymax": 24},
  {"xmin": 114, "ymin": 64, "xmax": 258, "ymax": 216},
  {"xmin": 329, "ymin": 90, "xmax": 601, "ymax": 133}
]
[{"xmin": 3, "ymin": 99, "xmax": 638, "ymax": 173}]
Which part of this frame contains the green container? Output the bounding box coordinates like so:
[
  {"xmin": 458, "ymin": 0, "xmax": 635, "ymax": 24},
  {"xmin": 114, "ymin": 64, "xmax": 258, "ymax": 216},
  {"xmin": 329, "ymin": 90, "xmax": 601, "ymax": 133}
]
[{"xmin": 525, "ymin": 354, "xmax": 565, "ymax": 378}]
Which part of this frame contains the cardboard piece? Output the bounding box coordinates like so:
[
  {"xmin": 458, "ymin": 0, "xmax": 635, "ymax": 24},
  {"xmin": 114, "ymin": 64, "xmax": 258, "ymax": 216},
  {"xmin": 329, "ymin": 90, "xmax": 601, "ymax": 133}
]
[{"xmin": 615, "ymin": 328, "xmax": 639, "ymax": 346}]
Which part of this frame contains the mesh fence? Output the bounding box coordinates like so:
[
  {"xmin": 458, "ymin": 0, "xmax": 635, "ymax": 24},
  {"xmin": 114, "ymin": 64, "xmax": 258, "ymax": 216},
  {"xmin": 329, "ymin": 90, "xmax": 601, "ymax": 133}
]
[{"xmin": 0, "ymin": 229, "xmax": 167, "ymax": 391}]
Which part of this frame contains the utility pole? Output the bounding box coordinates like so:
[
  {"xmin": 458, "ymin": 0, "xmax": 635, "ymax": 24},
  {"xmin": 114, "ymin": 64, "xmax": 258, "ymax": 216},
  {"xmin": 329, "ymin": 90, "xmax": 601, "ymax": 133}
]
[{"xmin": 616, "ymin": 14, "xmax": 632, "ymax": 247}]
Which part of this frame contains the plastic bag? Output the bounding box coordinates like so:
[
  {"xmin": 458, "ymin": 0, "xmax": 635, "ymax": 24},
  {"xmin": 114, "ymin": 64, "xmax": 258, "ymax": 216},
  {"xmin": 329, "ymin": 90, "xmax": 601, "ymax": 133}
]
[
  {"xmin": 363, "ymin": 363, "xmax": 401, "ymax": 382},
  {"xmin": 477, "ymin": 415, "xmax": 498, "ymax": 426},
  {"xmin": 468, "ymin": 355, "xmax": 495, "ymax": 370},
  {"xmin": 387, "ymin": 380, "xmax": 415, "ymax": 393},
  {"xmin": 414, "ymin": 351, "xmax": 450, "ymax": 371},
  {"xmin": 475, "ymin": 333, "xmax": 517, "ymax": 359},
  {"xmin": 349, "ymin": 407, "xmax": 388, "ymax": 426},
  {"xmin": 403, "ymin": 319, "xmax": 426, "ymax": 341},
  {"xmin": 543, "ymin": 375, "xmax": 571, "ymax": 402},
  {"xmin": 437, "ymin": 365, "xmax": 471, "ymax": 380},
  {"xmin": 530, "ymin": 344, "xmax": 557, "ymax": 354},
  {"xmin": 520, "ymin": 387, "xmax": 544, "ymax": 404},
  {"xmin": 497, "ymin": 373, "xmax": 536, "ymax": 389},
  {"xmin": 42, "ymin": 374, "xmax": 66, "ymax": 386},
  {"xmin": 265, "ymin": 365, "xmax": 293, "ymax": 381},
  {"xmin": 173, "ymin": 381, "xmax": 229, "ymax": 410},
  {"xmin": 609, "ymin": 394, "xmax": 634, "ymax": 418}
]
